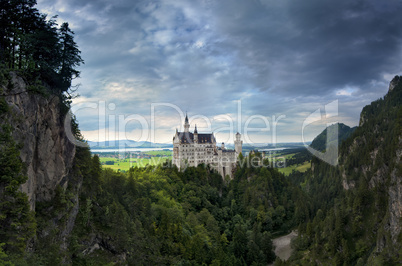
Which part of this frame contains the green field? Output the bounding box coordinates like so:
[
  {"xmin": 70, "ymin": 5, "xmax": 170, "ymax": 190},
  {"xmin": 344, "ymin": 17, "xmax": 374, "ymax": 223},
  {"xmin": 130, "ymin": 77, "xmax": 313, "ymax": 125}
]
[
  {"xmin": 273, "ymin": 152, "xmax": 295, "ymax": 159},
  {"xmin": 278, "ymin": 161, "xmax": 311, "ymax": 176},
  {"xmin": 142, "ymin": 150, "xmax": 172, "ymax": 156},
  {"xmin": 99, "ymin": 155, "xmax": 171, "ymax": 171}
]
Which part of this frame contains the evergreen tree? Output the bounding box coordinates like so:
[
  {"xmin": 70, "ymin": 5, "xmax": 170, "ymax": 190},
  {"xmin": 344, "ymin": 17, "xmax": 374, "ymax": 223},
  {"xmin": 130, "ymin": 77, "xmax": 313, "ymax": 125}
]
[
  {"xmin": 58, "ymin": 22, "xmax": 83, "ymax": 92},
  {"xmin": 0, "ymin": 1, "xmax": 83, "ymax": 94},
  {"xmin": 0, "ymin": 125, "xmax": 36, "ymax": 254}
]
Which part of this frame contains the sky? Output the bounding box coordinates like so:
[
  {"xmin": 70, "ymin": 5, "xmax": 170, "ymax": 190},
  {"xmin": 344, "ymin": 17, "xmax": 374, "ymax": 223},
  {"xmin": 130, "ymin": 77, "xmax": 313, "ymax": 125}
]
[{"xmin": 36, "ymin": 0, "xmax": 402, "ymax": 146}]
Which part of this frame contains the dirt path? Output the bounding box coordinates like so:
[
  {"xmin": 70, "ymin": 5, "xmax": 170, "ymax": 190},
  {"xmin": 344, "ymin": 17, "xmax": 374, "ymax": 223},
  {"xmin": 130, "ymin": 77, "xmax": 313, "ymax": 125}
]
[{"xmin": 272, "ymin": 230, "xmax": 298, "ymax": 261}]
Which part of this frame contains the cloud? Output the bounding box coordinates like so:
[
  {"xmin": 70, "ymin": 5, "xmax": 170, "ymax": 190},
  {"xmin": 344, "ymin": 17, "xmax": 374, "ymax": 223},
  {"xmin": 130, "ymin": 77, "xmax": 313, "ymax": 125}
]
[{"xmin": 36, "ymin": 0, "xmax": 402, "ymax": 143}]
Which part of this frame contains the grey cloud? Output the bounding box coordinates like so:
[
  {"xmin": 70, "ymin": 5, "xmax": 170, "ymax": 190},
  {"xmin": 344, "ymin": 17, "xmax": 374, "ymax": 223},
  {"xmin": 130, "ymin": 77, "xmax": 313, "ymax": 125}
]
[
  {"xmin": 36, "ymin": 0, "xmax": 402, "ymax": 142},
  {"xmin": 205, "ymin": 0, "xmax": 402, "ymax": 96}
]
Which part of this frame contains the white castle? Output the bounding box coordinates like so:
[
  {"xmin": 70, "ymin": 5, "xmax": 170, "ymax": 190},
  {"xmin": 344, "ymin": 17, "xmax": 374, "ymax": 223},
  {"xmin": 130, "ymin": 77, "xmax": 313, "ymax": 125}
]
[{"xmin": 172, "ymin": 114, "xmax": 243, "ymax": 178}]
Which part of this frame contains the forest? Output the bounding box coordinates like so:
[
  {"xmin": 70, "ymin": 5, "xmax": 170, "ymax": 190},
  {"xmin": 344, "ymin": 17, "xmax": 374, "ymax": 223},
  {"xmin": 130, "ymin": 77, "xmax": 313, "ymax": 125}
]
[
  {"xmin": 286, "ymin": 76, "xmax": 402, "ymax": 265},
  {"xmin": 47, "ymin": 150, "xmax": 306, "ymax": 264},
  {"xmin": 0, "ymin": 137, "xmax": 308, "ymax": 264}
]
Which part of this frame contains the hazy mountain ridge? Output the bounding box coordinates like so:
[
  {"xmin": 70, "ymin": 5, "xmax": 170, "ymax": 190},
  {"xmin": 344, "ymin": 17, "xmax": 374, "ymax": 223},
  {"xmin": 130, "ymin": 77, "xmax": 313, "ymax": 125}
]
[{"xmin": 87, "ymin": 140, "xmax": 172, "ymax": 149}]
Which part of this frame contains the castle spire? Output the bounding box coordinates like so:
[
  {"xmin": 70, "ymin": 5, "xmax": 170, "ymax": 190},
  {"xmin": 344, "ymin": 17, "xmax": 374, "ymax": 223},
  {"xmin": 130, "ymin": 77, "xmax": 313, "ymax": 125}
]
[
  {"xmin": 184, "ymin": 112, "xmax": 190, "ymax": 133},
  {"xmin": 194, "ymin": 124, "xmax": 198, "ymax": 134}
]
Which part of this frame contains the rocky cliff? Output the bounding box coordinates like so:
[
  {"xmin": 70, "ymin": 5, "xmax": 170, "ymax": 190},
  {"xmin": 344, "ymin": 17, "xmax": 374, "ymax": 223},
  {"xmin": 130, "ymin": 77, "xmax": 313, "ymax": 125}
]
[
  {"xmin": 299, "ymin": 76, "xmax": 401, "ymax": 264},
  {"xmin": 1, "ymin": 72, "xmax": 75, "ymax": 210},
  {"xmin": 339, "ymin": 76, "xmax": 401, "ymax": 261}
]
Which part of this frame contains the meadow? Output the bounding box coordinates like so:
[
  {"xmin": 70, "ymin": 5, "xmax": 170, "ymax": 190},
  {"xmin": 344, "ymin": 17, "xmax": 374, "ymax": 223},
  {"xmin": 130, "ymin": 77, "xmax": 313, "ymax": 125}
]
[
  {"xmin": 278, "ymin": 161, "xmax": 311, "ymax": 175},
  {"xmin": 265, "ymin": 152, "xmax": 311, "ymax": 176},
  {"xmin": 99, "ymin": 151, "xmax": 172, "ymax": 171}
]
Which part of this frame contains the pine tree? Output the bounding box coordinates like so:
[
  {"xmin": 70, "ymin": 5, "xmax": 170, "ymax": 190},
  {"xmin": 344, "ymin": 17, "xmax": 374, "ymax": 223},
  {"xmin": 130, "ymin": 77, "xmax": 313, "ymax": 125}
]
[
  {"xmin": 58, "ymin": 22, "xmax": 83, "ymax": 92},
  {"xmin": 0, "ymin": 125, "xmax": 36, "ymax": 254}
]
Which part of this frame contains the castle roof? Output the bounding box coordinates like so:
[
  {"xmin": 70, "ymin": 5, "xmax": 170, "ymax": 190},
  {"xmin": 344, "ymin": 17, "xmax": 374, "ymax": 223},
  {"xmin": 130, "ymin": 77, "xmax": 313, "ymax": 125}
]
[
  {"xmin": 197, "ymin": 133, "xmax": 215, "ymax": 143},
  {"xmin": 219, "ymin": 149, "xmax": 236, "ymax": 153},
  {"xmin": 175, "ymin": 132, "xmax": 215, "ymax": 144}
]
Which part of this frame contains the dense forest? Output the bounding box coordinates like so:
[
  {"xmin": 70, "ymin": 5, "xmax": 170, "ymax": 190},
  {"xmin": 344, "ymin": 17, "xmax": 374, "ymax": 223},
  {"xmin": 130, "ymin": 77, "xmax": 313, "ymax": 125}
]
[
  {"xmin": 32, "ymin": 151, "xmax": 306, "ymax": 265},
  {"xmin": 287, "ymin": 77, "xmax": 402, "ymax": 265},
  {"xmin": 309, "ymin": 123, "xmax": 356, "ymax": 152}
]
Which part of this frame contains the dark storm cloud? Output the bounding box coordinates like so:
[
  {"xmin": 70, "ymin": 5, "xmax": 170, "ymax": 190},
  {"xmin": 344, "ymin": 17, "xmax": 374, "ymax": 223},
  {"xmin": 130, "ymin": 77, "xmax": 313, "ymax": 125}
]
[
  {"xmin": 206, "ymin": 0, "xmax": 402, "ymax": 95},
  {"xmin": 37, "ymin": 0, "xmax": 402, "ymax": 142}
]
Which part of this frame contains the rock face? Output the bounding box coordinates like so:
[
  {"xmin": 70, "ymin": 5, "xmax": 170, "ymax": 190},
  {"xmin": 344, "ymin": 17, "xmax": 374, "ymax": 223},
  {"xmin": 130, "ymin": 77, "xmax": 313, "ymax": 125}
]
[
  {"xmin": 389, "ymin": 137, "xmax": 402, "ymax": 246},
  {"xmin": 1, "ymin": 72, "xmax": 75, "ymax": 210},
  {"xmin": 341, "ymin": 76, "xmax": 402, "ymax": 259},
  {"xmin": 389, "ymin": 75, "xmax": 401, "ymax": 92}
]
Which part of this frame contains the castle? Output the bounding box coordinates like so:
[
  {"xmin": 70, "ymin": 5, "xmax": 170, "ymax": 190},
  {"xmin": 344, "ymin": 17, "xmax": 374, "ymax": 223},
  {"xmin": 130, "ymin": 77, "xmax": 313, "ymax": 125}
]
[{"xmin": 172, "ymin": 114, "xmax": 243, "ymax": 178}]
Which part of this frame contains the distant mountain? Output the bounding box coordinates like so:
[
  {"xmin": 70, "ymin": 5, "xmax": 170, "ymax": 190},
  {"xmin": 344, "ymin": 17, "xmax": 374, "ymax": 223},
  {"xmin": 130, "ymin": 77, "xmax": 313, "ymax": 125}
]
[
  {"xmin": 309, "ymin": 123, "xmax": 356, "ymax": 152},
  {"xmin": 241, "ymin": 142, "xmax": 309, "ymax": 151},
  {"xmin": 87, "ymin": 140, "xmax": 172, "ymax": 149}
]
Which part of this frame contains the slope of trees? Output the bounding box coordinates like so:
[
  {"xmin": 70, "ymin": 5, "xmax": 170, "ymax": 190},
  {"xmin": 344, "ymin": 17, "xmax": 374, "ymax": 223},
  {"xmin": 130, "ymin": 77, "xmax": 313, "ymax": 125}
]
[
  {"xmin": 288, "ymin": 77, "xmax": 402, "ymax": 265},
  {"xmin": 309, "ymin": 123, "xmax": 356, "ymax": 152},
  {"xmin": 0, "ymin": 0, "xmax": 83, "ymax": 93},
  {"xmin": 0, "ymin": 122, "xmax": 36, "ymax": 258},
  {"xmin": 57, "ymin": 153, "xmax": 306, "ymax": 265},
  {"xmin": 0, "ymin": 146, "xmax": 308, "ymax": 264}
]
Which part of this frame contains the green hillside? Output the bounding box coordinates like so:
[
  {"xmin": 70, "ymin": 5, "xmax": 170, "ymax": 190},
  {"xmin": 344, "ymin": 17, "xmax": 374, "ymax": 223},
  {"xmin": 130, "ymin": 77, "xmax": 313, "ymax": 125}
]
[
  {"xmin": 289, "ymin": 77, "xmax": 402, "ymax": 265},
  {"xmin": 310, "ymin": 123, "xmax": 356, "ymax": 152}
]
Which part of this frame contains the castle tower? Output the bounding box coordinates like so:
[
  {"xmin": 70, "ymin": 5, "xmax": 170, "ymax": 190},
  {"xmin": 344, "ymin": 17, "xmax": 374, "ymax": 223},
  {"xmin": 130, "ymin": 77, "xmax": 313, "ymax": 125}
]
[
  {"xmin": 194, "ymin": 124, "xmax": 198, "ymax": 143},
  {"xmin": 184, "ymin": 113, "xmax": 190, "ymax": 133},
  {"xmin": 235, "ymin": 132, "xmax": 243, "ymax": 154}
]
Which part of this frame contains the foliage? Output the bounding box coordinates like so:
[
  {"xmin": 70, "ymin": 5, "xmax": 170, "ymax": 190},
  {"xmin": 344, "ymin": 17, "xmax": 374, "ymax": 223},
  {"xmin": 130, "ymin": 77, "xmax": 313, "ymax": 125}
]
[
  {"xmin": 289, "ymin": 76, "xmax": 402, "ymax": 265},
  {"xmin": 282, "ymin": 149, "xmax": 312, "ymax": 167},
  {"xmin": 0, "ymin": 123, "xmax": 36, "ymax": 257},
  {"xmin": 59, "ymin": 151, "xmax": 307, "ymax": 264},
  {"xmin": 0, "ymin": 96, "xmax": 8, "ymax": 115},
  {"xmin": 0, "ymin": 0, "xmax": 83, "ymax": 94},
  {"xmin": 310, "ymin": 123, "xmax": 356, "ymax": 152}
]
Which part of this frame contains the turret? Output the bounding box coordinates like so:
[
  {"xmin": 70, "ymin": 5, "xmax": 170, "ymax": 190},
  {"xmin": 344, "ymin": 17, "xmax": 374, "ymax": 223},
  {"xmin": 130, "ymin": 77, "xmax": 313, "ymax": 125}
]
[
  {"xmin": 173, "ymin": 128, "xmax": 180, "ymax": 144},
  {"xmin": 184, "ymin": 113, "xmax": 190, "ymax": 133},
  {"xmin": 194, "ymin": 124, "xmax": 198, "ymax": 143},
  {"xmin": 235, "ymin": 132, "xmax": 242, "ymax": 154},
  {"xmin": 221, "ymin": 142, "xmax": 225, "ymax": 149}
]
